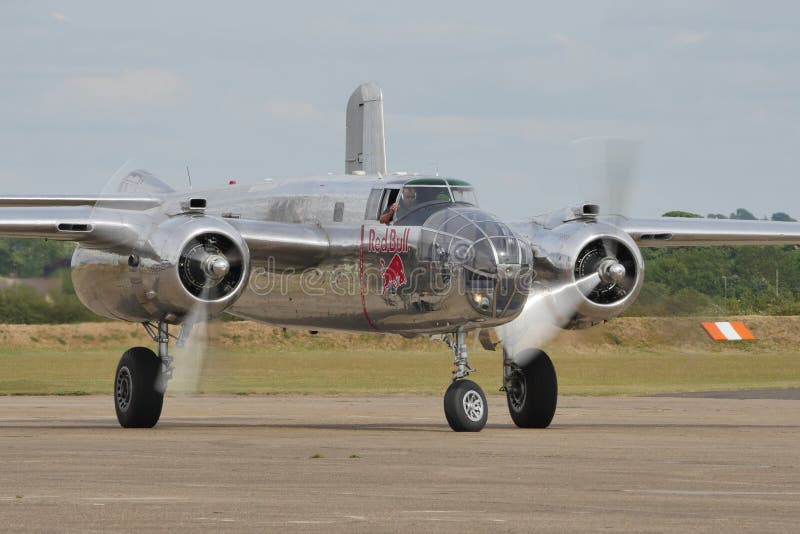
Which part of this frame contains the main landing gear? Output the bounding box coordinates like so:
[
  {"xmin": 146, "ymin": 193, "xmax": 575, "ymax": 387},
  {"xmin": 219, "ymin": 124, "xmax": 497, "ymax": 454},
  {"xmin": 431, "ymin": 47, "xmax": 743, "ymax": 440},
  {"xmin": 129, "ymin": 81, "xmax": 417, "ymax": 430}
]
[
  {"xmin": 442, "ymin": 329, "xmax": 488, "ymax": 432},
  {"xmin": 114, "ymin": 322, "xmax": 176, "ymax": 428},
  {"xmin": 503, "ymin": 348, "xmax": 558, "ymax": 428},
  {"xmin": 440, "ymin": 330, "xmax": 559, "ymax": 432}
]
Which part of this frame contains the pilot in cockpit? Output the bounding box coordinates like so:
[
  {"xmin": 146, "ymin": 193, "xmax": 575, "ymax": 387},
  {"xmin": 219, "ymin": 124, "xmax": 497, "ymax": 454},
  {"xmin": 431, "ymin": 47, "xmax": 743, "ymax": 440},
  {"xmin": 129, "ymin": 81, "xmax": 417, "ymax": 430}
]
[{"xmin": 380, "ymin": 186, "xmax": 417, "ymax": 224}]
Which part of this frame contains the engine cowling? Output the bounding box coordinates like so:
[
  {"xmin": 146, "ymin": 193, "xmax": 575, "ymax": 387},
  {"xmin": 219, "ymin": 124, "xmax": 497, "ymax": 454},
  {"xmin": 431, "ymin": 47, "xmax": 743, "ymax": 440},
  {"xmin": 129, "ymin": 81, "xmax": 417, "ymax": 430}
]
[
  {"xmin": 532, "ymin": 221, "xmax": 644, "ymax": 328},
  {"xmin": 72, "ymin": 215, "xmax": 250, "ymax": 324}
]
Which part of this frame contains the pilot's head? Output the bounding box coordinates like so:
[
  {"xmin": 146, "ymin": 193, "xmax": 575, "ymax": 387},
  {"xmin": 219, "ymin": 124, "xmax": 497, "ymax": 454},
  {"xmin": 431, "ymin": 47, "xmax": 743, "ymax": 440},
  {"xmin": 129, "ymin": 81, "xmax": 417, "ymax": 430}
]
[{"xmin": 401, "ymin": 187, "xmax": 416, "ymax": 207}]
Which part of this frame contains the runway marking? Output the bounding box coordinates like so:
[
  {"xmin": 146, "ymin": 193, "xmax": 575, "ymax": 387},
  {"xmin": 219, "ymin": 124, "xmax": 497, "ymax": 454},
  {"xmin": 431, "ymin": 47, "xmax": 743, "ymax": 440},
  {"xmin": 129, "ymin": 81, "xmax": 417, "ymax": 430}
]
[
  {"xmin": 82, "ymin": 496, "xmax": 188, "ymax": 502},
  {"xmin": 625, "ymin": 490, "xmax": 800, "ymax": 496},
  {"xmin": 401, "ymin": 510, "xmax": 468, "ymax": 513}
]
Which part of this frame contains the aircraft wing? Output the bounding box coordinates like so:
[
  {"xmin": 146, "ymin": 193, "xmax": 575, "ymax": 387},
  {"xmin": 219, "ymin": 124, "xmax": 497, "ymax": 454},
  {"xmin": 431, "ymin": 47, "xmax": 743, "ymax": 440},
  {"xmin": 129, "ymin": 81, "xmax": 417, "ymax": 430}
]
[
  {"xmin": 0, "ymin": 202, "xmax": 331, "ymax": 269},
  {"xmin": 605, "ymin": 216, "xmax": 800, "ymax": 247},
  {"xmin": 0, "ymin": 196, "xmax": 161, "ymax": 209},
  {"xmin": 0, "ymin": 205, "xmax": 151, "ymax": 251}
]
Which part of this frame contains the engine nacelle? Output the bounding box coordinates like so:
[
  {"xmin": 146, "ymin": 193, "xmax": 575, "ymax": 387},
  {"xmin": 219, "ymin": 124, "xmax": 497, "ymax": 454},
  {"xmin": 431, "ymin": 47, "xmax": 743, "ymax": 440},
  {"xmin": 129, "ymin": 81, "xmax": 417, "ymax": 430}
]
[
  {"xmin": 72, "ymin": 215, "xmax": 250, "ymax": 324},
  {"xmin": 532, "ymin": 221, "xmax": 644, "ymax": 328}
]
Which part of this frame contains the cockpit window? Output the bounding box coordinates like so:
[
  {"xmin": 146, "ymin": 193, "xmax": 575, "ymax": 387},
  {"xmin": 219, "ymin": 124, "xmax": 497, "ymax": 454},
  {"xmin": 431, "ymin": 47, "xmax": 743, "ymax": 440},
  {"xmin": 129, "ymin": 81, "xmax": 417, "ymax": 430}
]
[
  {"xmin": 392, "ymin": 180, "xmax": 479, "ymax": 223},
  {"xmin": 451, "ymin": 187, "xmax": 478, "ymax": 206}
]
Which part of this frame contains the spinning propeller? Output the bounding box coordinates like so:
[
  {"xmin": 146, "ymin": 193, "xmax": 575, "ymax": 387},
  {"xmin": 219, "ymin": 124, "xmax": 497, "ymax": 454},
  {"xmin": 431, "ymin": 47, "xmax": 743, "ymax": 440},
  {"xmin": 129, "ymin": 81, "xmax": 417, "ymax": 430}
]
[
  {"xmin": 496, "ymin": 138, "xmax": 642, "ymax": 364},
  {"xmin": 91, "ymin": 161, "xmax": 245, "ymax": 393}
]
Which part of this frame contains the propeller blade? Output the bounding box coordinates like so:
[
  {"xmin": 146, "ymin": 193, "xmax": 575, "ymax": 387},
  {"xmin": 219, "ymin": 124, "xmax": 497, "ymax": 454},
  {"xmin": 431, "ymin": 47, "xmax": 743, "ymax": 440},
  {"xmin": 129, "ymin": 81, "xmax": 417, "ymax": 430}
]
[
  {"xmin": 604, "ymin": 138, "xmax": 640, "ymax": 216},
  {"xmin": 601, "ymin": 237, "xmax": 619, "ymax": 260},
  {"xmin": 171, "ymin": 289, "xmax": 211, "ymax": 393},
  {"xmin": 571, "ymin": 137, "xmax": 641, "ymax": 216},
  {"xmin": 497, "ymin": 138, "xmax": 643, "ymax": 364}
]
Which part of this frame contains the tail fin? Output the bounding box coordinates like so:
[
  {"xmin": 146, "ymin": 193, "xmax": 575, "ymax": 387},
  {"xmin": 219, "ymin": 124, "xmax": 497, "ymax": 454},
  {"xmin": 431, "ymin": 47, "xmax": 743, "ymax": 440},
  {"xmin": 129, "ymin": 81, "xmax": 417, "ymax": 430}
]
[{"xmin": 345, "ymin": 82, "xmax": 387, "ymax": 176}]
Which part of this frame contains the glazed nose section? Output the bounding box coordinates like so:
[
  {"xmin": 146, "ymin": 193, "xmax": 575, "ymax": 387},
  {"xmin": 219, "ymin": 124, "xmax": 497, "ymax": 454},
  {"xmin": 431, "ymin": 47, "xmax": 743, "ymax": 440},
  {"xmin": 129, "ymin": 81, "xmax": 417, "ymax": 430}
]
[
  {"xmin": 464, "ymin": 226, "xmax": 534, "ymax": 318},
  {"xmin": 421, "ymin": 207, "xmax": 534, "ymax": 319}
]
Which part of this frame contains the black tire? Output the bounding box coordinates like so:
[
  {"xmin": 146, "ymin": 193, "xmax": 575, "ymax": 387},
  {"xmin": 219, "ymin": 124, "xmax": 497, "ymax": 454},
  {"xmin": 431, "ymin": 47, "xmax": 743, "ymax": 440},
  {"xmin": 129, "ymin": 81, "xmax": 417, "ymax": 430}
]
[
  {"xmin": 443, "ymin": 379, "xmax": 488, "ymax": 432},
  {"xmin": 114, "ymin": 347, "xmax": 164, "ymax": 428},
  {"xmin": 505, "ymin": 349, "xmax": 557, "ymax": 428}
]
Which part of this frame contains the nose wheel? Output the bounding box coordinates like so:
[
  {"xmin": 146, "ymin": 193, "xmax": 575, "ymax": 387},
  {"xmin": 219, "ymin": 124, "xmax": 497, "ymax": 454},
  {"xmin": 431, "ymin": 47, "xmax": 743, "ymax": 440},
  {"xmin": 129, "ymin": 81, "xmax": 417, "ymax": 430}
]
[
  {"xmin": 441, "ymin": 328, "xmax": 487, "ymax": 432},
  {"xmin": 444, "ymin": 379, "xmax": 488, "ymax": 432}
]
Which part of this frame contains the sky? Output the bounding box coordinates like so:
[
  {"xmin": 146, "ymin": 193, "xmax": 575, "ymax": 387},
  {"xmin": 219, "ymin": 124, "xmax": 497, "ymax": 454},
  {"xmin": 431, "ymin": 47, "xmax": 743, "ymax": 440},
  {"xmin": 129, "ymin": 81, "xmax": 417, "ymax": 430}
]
[{"xmin": 1, "ymin": 1, "xmax": 798, "ymax": 219}]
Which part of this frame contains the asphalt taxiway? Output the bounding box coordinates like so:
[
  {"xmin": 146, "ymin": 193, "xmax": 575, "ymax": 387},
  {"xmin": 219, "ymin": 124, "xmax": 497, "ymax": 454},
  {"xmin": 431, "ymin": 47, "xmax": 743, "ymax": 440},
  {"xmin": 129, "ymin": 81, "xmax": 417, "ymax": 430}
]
[{"xmin": 1, "ymin": 394, "xmax": 799, "ymax": 532}]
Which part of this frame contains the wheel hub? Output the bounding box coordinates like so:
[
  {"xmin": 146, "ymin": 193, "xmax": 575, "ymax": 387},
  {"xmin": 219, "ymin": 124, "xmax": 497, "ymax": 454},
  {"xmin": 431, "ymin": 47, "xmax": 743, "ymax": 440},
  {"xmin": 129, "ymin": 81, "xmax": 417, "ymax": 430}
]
[
  {"xmin": 116, "ymin": 366, "xmax": 132, "ymax": 413},
  {"xmin": 462, "ymin": 389, "xmax": 485, "ymax": 422},
  {"xmin": 507, "ymin": 370, "xmax": 526, "ymax": 412}
]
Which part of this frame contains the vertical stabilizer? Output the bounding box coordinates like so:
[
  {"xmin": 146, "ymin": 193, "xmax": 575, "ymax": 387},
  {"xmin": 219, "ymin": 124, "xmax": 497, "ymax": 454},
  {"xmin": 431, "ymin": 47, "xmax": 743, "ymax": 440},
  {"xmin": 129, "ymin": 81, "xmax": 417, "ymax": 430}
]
[{"xmin": 345, "ymin": 82, "xmax": 387, "ymax": 175}]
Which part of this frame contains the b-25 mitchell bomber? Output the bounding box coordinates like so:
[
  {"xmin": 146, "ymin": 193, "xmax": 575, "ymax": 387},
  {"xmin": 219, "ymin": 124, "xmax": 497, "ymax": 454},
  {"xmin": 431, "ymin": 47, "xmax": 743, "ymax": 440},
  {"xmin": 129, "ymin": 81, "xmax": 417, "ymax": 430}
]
[{"xmin": 2, "ymin": 83, "xmax": 800, "ymax": 432}]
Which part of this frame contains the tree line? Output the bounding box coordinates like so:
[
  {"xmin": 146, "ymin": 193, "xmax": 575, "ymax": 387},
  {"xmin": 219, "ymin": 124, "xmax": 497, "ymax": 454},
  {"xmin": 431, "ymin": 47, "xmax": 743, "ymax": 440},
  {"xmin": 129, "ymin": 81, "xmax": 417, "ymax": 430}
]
[
  {"xmin": 0, "ymin": 239, "xmax": 100, "ymax": 323},
  {"xmin": 627, "ymin": 209, "xmax": 800, "ymax": 316}
]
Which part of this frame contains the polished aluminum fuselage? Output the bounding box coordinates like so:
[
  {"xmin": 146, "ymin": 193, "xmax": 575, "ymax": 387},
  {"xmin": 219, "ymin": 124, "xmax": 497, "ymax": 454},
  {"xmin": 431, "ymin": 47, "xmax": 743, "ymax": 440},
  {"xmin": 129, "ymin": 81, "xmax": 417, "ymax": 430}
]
[
  {"xmin": 71, "ymin": 175, "xmax": 531, "ymax": 335},
  {"xmin": 211, "ymin": 176, "xmax": 524, "ymax": 333}
]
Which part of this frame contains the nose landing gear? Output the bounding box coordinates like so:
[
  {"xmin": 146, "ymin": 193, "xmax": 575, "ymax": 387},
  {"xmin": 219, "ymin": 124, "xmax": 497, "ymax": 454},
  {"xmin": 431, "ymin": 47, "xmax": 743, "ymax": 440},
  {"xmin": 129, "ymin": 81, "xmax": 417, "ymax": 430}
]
[{"xmin": 441, "ymin": 329, "xmax": 488, "ymax": 432}]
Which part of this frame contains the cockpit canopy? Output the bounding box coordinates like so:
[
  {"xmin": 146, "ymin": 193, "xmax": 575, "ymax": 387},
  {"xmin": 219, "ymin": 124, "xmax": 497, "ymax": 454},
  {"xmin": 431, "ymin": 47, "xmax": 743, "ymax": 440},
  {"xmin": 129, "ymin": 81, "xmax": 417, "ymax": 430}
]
[{"xmin": 369, "ymin": 177, "xmax": 479, "ymax": 225}]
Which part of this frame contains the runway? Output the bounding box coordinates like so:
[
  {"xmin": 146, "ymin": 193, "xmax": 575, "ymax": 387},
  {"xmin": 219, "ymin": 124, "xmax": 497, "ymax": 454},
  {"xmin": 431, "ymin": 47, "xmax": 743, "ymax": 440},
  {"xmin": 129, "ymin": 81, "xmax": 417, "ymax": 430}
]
[{"xmin": 1, "ymin": 394, "xmax": 799, "ymax": 532}]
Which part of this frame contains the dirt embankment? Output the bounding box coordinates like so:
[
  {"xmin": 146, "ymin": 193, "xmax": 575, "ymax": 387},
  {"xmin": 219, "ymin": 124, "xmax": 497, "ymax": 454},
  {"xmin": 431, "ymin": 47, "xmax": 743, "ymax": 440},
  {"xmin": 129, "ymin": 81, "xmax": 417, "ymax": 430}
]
[
  {"xmin": 0, "ymin": 316, "xmax": 797, "ymax": 352},
  {"xmin": 549, "ymin": 315, "xmax": 800, "ymax": 354}
]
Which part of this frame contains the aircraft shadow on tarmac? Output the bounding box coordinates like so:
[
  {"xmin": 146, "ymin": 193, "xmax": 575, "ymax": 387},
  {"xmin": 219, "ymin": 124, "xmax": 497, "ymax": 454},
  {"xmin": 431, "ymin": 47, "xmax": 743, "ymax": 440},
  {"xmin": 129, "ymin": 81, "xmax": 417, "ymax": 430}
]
[{"xmin": 2, "ymin": 421, "xmax": 800, "ymax": 431}]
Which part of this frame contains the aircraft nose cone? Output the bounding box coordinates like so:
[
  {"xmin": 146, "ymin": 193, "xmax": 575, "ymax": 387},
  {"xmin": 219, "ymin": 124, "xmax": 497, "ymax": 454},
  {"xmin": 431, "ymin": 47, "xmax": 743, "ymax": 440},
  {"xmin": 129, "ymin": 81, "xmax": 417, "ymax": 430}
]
[
  {"xmin": 601, "ymin": 261, "xmax": 627, "ymax": 284},
  {"xmin": 205, "ymin": 255, "xmax": 231, "ymax": 279}
]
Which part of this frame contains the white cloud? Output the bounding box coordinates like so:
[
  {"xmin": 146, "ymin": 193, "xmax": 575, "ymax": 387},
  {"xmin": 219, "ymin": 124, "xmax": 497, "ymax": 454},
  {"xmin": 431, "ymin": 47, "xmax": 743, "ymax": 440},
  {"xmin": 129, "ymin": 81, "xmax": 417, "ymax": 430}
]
[
  {"xmin": 49, "ymin": 69, "xmax": 187, "ymax": 109},
  {"xmin": 671, "ymin": 31, "xmax": 708, "ymax": 47},
  {"xmin": 50, "ymin": 11, "xmax": 70, "ymax": 23}
]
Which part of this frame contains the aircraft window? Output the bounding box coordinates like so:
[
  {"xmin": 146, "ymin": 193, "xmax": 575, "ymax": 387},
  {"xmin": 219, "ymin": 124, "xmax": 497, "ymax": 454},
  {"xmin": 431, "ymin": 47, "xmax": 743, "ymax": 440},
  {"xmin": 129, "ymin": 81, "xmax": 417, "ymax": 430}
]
[
  {"xmin": 418, "ymin": 187, "xmax": 451, "ymax": 205},
  {"xmin": 395, "ymin": 186, "xmax": 451, "ymax": 221},
  {"xmin": 492, "ymin": 236, "xmax": 521, "ymax": 264},
  {"xmin": 469, "ymin": 238, "xmax": 497, "ymax": 275},
  {"xmin": 333, "ymin": 201, "xmax": 345, "ymax": 222},
  {"xmin": 381, "ymin": 189, "xmax": 400, "ymax": 213},
  {"xmin": 443, "ymin": 216, "xmax": 481, "ymax": 242},
  {"xmin": 365, "ymin": 189, "xmax": 383, "ymax": 220},
  {"xmin": 376, "ymin": 188, "xmax": 401, "ymax": 223},
  {"xmin": 451, "ymin": 187, "xmax": 478, "ymax": 206}
]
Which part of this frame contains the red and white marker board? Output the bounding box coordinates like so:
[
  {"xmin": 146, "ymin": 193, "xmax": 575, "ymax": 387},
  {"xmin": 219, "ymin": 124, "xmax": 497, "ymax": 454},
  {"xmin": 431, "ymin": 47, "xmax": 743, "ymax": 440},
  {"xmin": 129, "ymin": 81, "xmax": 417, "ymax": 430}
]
[{"xmin": 700, "ymin": 321, "xmax": 755, "ymax": 341}]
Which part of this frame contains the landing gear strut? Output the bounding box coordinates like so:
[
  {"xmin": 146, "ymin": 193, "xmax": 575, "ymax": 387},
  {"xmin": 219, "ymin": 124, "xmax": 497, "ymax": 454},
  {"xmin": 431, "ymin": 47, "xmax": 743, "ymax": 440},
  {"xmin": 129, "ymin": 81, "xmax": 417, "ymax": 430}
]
[
  {"xmin": 442, "ymin": 329, "xmax": 487, "ymax": 432},
  {"xmin": 113, "ymin": 321, "xmax": 174, "ymax": 428}
]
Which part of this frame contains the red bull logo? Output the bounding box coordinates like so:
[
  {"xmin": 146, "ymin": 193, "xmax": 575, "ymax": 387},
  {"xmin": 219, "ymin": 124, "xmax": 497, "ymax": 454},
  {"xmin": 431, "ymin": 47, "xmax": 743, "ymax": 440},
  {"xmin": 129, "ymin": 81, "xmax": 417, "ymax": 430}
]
[
  {"xmin": 368, "ymin": 228, "xmax": 410, "ymax": 254},
  {"xmin": 380, "ymin": 253, "xmax": 407, "ymax": 294}
]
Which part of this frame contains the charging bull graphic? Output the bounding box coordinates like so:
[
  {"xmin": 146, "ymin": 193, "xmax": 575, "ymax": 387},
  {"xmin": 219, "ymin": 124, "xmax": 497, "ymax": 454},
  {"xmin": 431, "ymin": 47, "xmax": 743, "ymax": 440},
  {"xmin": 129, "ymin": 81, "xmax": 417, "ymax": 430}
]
[{"xmin": 380, "ymin": 253, "xmax": 407, "ymax": 294}]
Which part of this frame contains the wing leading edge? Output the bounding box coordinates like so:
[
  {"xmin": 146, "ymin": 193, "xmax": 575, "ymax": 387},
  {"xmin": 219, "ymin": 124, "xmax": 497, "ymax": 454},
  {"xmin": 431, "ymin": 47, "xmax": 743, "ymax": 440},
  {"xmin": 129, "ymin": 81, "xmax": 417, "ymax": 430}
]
[
  {"xmin": 0, "ymin": 196, "xmax": 161, "ymax": 210},
  {"xmin": 606, "ymin": 216, "xmax": 800, "ymax": 247},
  {"xmin": 0, "ymin": 206, "xmax": 150, "ymax": 251},
  {"xmin": 0, "ymin": 204, "xmax": 332, "ymax": 270}
]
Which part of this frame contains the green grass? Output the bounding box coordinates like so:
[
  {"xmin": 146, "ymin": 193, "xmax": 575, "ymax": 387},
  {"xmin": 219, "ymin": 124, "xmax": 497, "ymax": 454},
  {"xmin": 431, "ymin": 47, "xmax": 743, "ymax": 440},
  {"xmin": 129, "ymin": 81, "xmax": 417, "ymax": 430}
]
[{"xmin": 1, "ymin": 345, "xmax": 800, "ymax": 396}]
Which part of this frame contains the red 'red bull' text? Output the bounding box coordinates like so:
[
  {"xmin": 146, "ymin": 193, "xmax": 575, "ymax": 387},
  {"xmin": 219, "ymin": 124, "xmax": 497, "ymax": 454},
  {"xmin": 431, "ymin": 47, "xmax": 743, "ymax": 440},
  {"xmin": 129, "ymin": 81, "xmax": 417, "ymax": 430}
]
[{"xmin": 368, "ymin": 228, "xmax": 411, "ymax": 254}]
